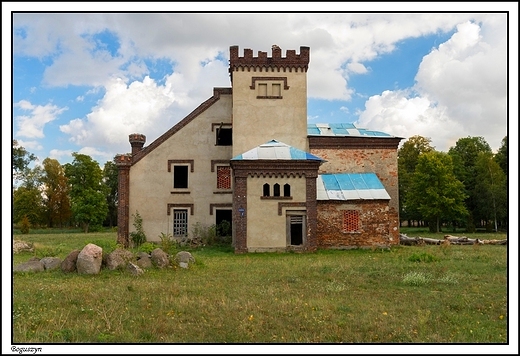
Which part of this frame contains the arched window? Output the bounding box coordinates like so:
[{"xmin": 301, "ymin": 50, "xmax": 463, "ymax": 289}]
[
  {"xmin": 263, "ymin": 183, "xmax": 270, "ymax": 197},
  {"xmin": 273, "ymin": 183, "xmax": 281, "ymax": 197},
  {"xmin": 284, "ymin": 183, "xmax": 291, "ymax": 197}
]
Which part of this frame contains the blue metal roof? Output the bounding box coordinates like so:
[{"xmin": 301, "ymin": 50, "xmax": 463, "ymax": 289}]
[
  {"xmin": 231, "ymin": 140, "xmax": 324, "ymax": 161},
  {"xmin": 308, "ymin": 123, "xmax": 393, "ymax": 137},
  {"xmin": 317, "ymin": 173, "xmax": 390, "ymax": 200}
]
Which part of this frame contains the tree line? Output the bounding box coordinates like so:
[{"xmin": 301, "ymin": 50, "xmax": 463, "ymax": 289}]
[
  {"xmin": 398, "ymin": 135, "xmax": 508, "ymax": 232},
  {"xmin": 13, "ymin": 141, "xmax": 117, "ymax": 233},
  {"xmin": 12, "ymin": 134, "xmax": 508, "ymax": 234}
]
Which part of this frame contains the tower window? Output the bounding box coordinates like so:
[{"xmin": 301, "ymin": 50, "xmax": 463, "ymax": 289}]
[
  {"xmin": 284, "ymin": 184, "xmax": 291, "ymax": 197},
  {"xmin": 263, "ymin": 183, "xmax": 270, "ymax": 197},
  {"xmin": 273, "ymin": 183, "xmax": 281, "ymax": 197}
]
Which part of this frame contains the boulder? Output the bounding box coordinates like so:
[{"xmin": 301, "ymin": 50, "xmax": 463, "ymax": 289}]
[
  {"xmin": 13, "ymin": 260, "xmax": 44, "ymax": 273},
  {"xmin": 40, "ymin": 257, "xmax": 62, "ymax": 270},
  {"xmin": 174, "ymin": 251, "xmax": 195, "ymax": 269},
  {"xmin": 136, "ymin": 252, "xmax": 153, "ymax": 269},
  {"xmin": 77, "ymin": 244, "xmax": 103, "ymax": 274},
  {"xmin": 127, "ymin": 262, "xmax": 144, "ymax": 276},
  {"xmin": 61, "ymin": 250, "xmax": 80, "ymax": 273},
  {"xmin": 150, "ymin": 248, "xmax": 169, "ymax": 268},
  {"xmin": 106, "ymin": 248, "xmax": 135, "ymax": 270}
]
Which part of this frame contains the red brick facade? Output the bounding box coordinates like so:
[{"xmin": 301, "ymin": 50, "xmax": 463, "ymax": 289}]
[{"xmin": 317, "ymin": 201, "xmax": 399, "ymax": 249}]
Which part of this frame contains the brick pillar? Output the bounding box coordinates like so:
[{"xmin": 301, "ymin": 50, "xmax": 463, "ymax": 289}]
[
  {"xmin": 305, "ymin": 173, "xmax": 318, "ymax": 252},
  {"xmin": 115, "ymin": 154, "xmax": 132, "ymax": 248},
  {"xmin": 232, "ymin": 174, "xmax": 248, "ymax": 253}
]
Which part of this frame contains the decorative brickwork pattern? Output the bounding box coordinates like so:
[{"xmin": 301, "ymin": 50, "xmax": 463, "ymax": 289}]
[
  {"xmin": 343, "ymin": 210, "xmax": 360, "ymax": 232},
  {"xmin": 217, "ymin": 166, "xmax": 231, "ymax": 189}
]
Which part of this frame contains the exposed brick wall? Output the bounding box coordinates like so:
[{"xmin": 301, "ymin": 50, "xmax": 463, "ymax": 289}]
[
  {"xmin": 310, "ymin": 147, "xmax": 400, "ymax": 213},
  {"xmin": 317, "ymin": 201, "xmax": 399, "ymax": 249},
  {"xmin": 115, "ymin": 154, "xmax": 132, "ymax": 248}
]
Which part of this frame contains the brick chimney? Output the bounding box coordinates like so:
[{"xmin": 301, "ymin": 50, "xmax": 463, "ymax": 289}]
[{"xmin": 129, "ymin": 133, "xmax": 146, "ymax": 155}]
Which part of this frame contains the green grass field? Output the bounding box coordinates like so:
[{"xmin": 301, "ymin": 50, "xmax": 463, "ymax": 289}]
[{"xmin": 11, "ymin": 229, "xmax": 508, "ymax": 345}]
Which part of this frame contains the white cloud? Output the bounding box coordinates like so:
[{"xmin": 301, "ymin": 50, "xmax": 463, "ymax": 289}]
[
  {"xmin": 356, "ymin": 19, "xmax": 508, "ymax": 152},
  {"xmin": 14, "ymin": 100, "xmax": 67, "ymax": 138}
]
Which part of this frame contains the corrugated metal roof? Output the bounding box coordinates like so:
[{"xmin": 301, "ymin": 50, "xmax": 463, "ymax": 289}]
[
  {"xmin": 317, "ymin": 173, "xmax": 391, "ymax": 200},
  {"xmin": 231, "ymin": 140, "xmax": 324, "ymax": 161},
  {"xmin": 308, "ymin": 123, "xmax": 393, "ymax": 137}
]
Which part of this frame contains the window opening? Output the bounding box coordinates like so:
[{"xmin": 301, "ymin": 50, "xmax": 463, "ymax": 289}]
[
  {"xmin": 173, "ymin": 209, "xmax": 188, "ymax": 237},
  {"xmin": 216, "ymin": 127, "xmax": 232, "ymax": 146},
  {"xmin": 284, "ymin": 183, "xmax": 291, "ymax": 197},
  {"xmin": 217, "ymin": 166, "xmax": 231, "ymax": 189},
  {"xmin": 258, "ymin": 83, "xmax": 267, "ymax": 97},
  {"xmin": 272, "ymin": 83, "xmax": 281, "ymax": 96},
  {"xmin": 263, "ymin": 183, "xmax": 270, "ymax": 197},
  {"xmin": 273, "ymin": 183, "xmax": 280, "ymax": 197},
  {"xmin": 173, "ymin": 166, "xmax": 188, "ymax": 188}
]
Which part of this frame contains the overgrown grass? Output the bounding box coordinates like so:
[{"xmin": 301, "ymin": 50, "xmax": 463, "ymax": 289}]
[{"xmin": 11, "ymin": 231, "xmax": 508, "ymax": 344}]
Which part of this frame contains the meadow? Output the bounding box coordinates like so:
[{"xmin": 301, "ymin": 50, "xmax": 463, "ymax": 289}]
[{"xmin": 11, "ymin": 228, "xmax": 508, "ymax": 344}]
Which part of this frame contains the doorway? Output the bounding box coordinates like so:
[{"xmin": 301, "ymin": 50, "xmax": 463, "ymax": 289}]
[{"xmin": 287, "ymin": 212, "xmax": 306, "ymax": 246}]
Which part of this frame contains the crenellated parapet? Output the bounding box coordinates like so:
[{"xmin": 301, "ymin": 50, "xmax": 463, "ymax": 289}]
[{"xmin": 229, "ymin": 45, "xmax": 310, "ymax": 79}]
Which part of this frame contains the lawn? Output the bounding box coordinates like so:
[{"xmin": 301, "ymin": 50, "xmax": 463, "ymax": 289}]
[{"xmin": 10, "ymin": 229, "xmax": 509, "ymax": 349}]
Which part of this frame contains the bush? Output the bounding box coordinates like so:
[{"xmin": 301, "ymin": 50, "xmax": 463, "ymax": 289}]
[
  {"xmin": 130, "ymin": 211, "xmax": 147, "ymax": 247},
  {"xmin": 138, "ymin": 242, "xmax": 157, "ymax": 254},
  {"xmin": 191, "ymin": 222, "xmax": 217, "ymax": 246},
  {"xmin": 20, "ymin": 215, "xmax": 30, "ymax": 234}
]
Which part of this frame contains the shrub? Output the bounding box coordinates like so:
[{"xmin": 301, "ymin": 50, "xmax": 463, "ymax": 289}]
[
  {"xmin": 138, "ymin": 242, "xmax": 157, "ymax": 254},
  {"xmin": 20, "ymin": 215, "xmax": 30, "ymax": 234},
  {"xmin": 191, "ymin": 222, "xmax": 217, "ymax": 246},
  {"xmin": 130, "ymin": 211, "xmax": 146, "ymax": 247},
  {"xmin": 158, "ymin": 232, "xmax": 175, "ymax": 254}
]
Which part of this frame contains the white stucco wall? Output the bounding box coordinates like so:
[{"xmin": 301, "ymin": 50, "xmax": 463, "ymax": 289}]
[
  {"xmin": 128, "ymin": 93, "xmax": 233, "ymax": 242},
  {"xmin": 246, "ymin": 176, "xmax": 307, "ymax": 250}
]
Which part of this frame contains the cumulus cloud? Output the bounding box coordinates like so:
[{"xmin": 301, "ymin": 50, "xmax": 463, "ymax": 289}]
[
  {"xmin": 356, "ymin": 19, "xmax": 508, "ymax": 152},
  {"xmin": 14, "ymin": 100, "xmax": 67, "ymax": 138},
  {"xmin": 11, "ymin": 12, "xmax": 510, "ymax": 159}
]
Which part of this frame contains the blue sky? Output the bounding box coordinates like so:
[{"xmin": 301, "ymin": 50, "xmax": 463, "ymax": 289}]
[{"xmin": 6, "ymin": 7, "xmax": 515, "ymax": 170}]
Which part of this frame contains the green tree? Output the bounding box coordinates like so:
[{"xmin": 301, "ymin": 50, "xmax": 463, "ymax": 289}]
[
  {"xmin": 448, "ymin": 136, "xmax": 492, "ymax": 231},
  {"xmin": 64, "ymin": 153, "xmax": 108, "ymax": 233},
  {"xmin": 494, "ymin": 136, "xmax": 507, "ymax": 177},
  {"xmin": 13, "ymin": 186, "xmax": 44, "ymax": 227},
  {"xmin": 41, "ymin": 158, "xmax": 72, "ymax": 228},
  {"xmin": 13, "ymin": 140, "xmax": 37, "ymax": 183},
  {"xmin": 407, "ymin": 151, "xmax": 468, "ymax": 233},
  {"xmin": 474, "ymin": 152, "xmax": 507, "ymax": 231},
  {"xmin": 398, "ymin": 135, "xmax": 435, "ymax": 226},
  {"xmin": 102, "ymin": 160, "xmax": 119, "ymax": 227}
]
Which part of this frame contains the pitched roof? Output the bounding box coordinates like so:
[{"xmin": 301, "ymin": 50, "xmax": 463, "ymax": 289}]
[
  {"xmin": 231, "ymin": 140, "xmax": 324, "ymax": 161},
  {"xmin": 308, "ymin": 123, "xmax": 393, "ymax": 137},
  {"xmin": 317, "ymin": 173, "xmax": 391, "ymax": 200}
]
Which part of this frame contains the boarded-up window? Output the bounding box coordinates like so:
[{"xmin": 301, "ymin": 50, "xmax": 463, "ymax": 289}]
[
  {"xmin": 272, "ymin": 83, "xmax": 281, "ymax": 96},
  {"xmin": 258, "ymin": 83, "xmax": 267, "ymax": 97},
  {"xmin": 343, "ymin": 210, "xmax": 360, "ymax": 232},
  {"xmin": 217, "ymin": 166, "xmax": 231, "ymax": 189}
]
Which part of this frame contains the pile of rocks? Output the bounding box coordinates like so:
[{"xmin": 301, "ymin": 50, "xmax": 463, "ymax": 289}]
[{"xmin": 13, "ymin": 242, "xmax": 196, "ymax": 276}]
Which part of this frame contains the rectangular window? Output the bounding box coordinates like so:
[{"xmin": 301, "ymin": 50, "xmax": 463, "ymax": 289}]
[
  {"xmin": 343, "ymin": 210, "xmax": 360, "ymax": 232},
  {"xmin": 173, "ymin": 166, "xmax": 188, "ymax": 188},
  {"xmin": 272, "ymin": 83, "xmax": 281, "ymax": 96},
  {"xmin": 217, "ymin": 166, "xmax": 231, "ymax": 189},
  {"xmin": 258, "ymin": 83, "xmax": 267, "ymax": 97},
  {"xmin": 173, "ymin": 209, "xmax": 188, "ymax": 237},
  {"xmin": 216, "ymin": 128, "xmax": 232, "ymax": 146}
]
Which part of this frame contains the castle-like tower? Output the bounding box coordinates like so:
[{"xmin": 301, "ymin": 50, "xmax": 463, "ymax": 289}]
[{"xmin": 229, "ymin": 45, "xmax": 310, "ymax": 156}]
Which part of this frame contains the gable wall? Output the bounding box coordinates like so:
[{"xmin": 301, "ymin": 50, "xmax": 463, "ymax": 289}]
[{"xmin": 128, "ymin": 93, "xmax": 233, "ymax": 242}]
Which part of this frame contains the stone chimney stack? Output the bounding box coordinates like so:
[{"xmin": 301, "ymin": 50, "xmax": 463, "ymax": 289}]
[{"xmin": 129, "ymin": 133, "xmax": 146, "ymax": 155}]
